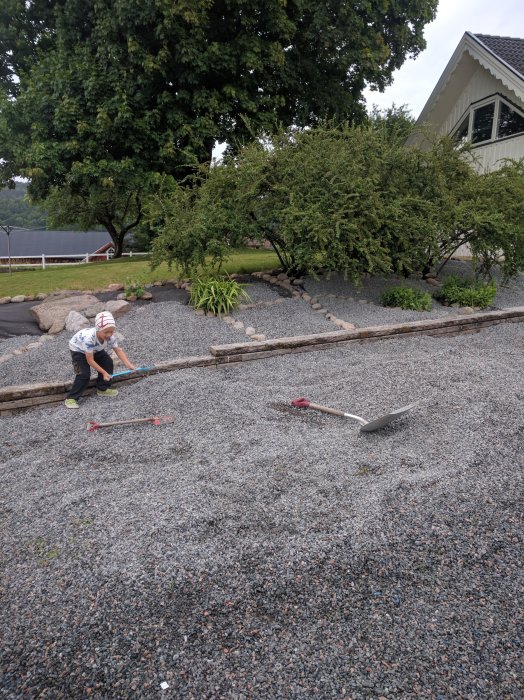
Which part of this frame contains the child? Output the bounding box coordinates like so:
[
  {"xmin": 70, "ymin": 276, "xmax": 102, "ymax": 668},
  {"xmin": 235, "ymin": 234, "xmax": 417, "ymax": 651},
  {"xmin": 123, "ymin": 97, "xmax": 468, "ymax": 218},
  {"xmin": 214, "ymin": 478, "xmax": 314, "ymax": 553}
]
[{"xmin": 64, "ymin": 311, "xmax": 136, "ymax": 409}]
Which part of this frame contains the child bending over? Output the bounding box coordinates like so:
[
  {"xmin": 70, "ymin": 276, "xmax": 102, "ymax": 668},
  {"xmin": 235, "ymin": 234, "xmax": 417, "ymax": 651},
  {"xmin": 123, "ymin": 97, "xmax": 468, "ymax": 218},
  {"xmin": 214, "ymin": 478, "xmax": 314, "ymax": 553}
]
[{"xmin": 64, "ymin": 311, "xmax": 136, "ymax": 409}]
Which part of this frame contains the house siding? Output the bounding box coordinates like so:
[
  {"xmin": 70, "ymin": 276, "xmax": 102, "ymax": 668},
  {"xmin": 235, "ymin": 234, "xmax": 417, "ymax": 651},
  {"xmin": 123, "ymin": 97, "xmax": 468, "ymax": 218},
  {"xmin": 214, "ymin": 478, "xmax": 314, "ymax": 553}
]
[{"xmin": 442, "ymin": 63, "xmax": 524, "ymax": 171}]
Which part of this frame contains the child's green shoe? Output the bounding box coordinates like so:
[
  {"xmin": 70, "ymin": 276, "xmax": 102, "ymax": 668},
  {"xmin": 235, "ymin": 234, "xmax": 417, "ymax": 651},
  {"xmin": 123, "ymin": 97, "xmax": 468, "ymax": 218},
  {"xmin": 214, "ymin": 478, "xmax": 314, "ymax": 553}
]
[
  {"xmin": 64, "ymin": 398, "xmax": 79, "ymax": 409},
  {"xmin": 97, "ymin": 388, "xmax": 119, "ymax": 397}
]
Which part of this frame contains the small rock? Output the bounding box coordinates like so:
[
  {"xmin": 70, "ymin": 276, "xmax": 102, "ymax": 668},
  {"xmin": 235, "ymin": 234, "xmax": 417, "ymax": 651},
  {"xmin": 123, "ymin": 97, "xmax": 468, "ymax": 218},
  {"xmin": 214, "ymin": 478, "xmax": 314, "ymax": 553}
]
[
  {"xmin": 153, "ymin": 280, "xmax": 165, "ymax": 286},
  {"xmin": 251, "ymin": 334, "xmax": 266, "ymax": 341},
  {"xmin": 311, "ymin": 303, "xmax": 322, "ymax": 310},
  {"xmin": 11, "ymin": 295, "xmax": 26, "ymax": 303},
  {"xmin": 340, "ymin": 322, "xmax": 356, "ymax": 330},
  {"xmin": 140, "ymin": 291, "xmax": 153, "ymax": 300},
  {"xmin": 277, "ymin": 273, "xmax": 288, "ymax": 281},
  {"xmin": 0, "ymin": 296, "xmax": 11, "ymax": 304},
  {"xmin": 233, "ymin": 321, "xmax": 244, "ymax": 330},
  {"xmin": 35, "ymin": 293, "xmax": 48, "ymax": 300},
  {"xmin": 195, "ymin": 309, "xmax": 205, "ymax": 316},
  {"xmin": 292, "ymin": 278, "xmax": 304, "ymax": 285},
  {"xmin": 426, "ymin": 278, "xmax": 440, "ymax": 287},
  {"xmin": 302, "ymin": 294, "xmax": 311, "ymax": 302},
  {"xmin": 459, "ymin": 306, "xmax": 475, "ymax": 314},
  {"xmin": 116, "ymin": 293, "xmax": 127, "ymax": 300},
  {"xmin": 106, "ymin": 283, "xmax": 124, "ymax": 291},
  {"xmin": 245, "ymin": 326, "xmax": 256, "ymax": 336},
  {"xmin": 125, "ymin": 295, "xmax": 137, "ymax": 302}
]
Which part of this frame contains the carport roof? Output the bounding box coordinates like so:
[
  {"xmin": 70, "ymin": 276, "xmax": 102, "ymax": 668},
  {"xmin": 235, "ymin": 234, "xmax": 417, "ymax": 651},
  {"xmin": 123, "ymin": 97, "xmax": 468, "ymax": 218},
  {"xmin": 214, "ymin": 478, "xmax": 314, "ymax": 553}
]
[{"xmin": 0, "ymin": 229, "xmax": 111, "ymax": 256}]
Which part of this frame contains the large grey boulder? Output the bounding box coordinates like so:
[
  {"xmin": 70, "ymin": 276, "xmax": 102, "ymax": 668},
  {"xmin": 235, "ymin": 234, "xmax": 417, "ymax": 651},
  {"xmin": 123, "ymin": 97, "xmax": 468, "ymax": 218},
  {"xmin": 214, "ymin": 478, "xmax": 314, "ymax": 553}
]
[
  {"xmin": 103, "ymin": 300, "xmax": 132, "ymax": 318},
  {"xmin": 65, "ymin": 310, "xmax": 90, "ymax": 333},
  {"xmin": 84, "ymin": 301, "xmax": 107, "ymax": 319},
  {"xmin": 30, "ymin": 294, "xmax": 99, "ymax": 333}
]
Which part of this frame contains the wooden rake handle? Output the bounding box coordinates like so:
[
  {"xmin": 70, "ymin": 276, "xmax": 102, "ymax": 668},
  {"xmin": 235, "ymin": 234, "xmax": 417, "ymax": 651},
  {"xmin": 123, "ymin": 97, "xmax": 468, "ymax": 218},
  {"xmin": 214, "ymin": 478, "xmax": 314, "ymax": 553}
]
[{"xmin": 87, "ymin": 416, "xmax": 174, "ymax": 431}]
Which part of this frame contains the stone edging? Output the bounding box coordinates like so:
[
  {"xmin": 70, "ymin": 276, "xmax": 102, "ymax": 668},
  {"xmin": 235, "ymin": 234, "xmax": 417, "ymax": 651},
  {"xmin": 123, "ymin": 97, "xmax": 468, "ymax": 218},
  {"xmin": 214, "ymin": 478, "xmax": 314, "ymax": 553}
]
[{"xmin": 2, "ymin": 306, "xmax": 524, "ymax": 416}]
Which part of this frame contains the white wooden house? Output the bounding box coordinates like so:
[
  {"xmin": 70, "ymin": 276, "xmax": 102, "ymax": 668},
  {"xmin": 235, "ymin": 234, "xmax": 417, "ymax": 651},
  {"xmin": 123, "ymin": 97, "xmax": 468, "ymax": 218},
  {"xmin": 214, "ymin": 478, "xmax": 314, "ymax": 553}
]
[{"xmin": 411, "ymin": 32, "xmax": 524, "ymax": 172}]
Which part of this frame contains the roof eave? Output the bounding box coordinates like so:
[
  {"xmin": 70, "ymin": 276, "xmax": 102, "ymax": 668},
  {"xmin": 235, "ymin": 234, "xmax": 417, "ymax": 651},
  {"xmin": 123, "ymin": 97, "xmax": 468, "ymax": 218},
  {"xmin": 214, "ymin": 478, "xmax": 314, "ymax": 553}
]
[{"xmin": 416, "ymin": 31, "xmax": 524, "ymax": 125}]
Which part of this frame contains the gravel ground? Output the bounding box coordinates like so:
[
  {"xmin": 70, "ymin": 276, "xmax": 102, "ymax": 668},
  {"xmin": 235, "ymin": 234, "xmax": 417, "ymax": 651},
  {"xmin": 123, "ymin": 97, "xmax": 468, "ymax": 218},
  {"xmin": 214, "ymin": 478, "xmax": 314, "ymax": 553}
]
[
  {"xmin": 1, "ymin": 265, "xmax": 524, "ymax": 697},
  {"xmin": 233, "ymin": 297, "xmax": 336, "ymax": 338},
  {"xmin": 303, "ymin": 259, "xmax": 524, "ymax": 314},
  {"xmin": 1, "ymin": 313, "xmax": 523, "ymax": 698}
]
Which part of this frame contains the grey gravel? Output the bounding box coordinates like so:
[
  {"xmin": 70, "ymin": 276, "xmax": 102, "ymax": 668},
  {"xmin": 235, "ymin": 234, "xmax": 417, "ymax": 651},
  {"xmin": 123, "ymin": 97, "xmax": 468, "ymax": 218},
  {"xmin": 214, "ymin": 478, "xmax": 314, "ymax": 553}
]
[
  {"xmin": 0, "ymin": 334, "xmax": 38, "ymax": 355},
  {"xmin": 1, "ymin": 269, "xmax": 523, "ymax": 699},
  {"xmin": 303, "ymin": 259, "xmax": 524, "ymax": 319},
  {"xmin": 233, "ymin": 297, "xmax": 336, "ymax": 338}
]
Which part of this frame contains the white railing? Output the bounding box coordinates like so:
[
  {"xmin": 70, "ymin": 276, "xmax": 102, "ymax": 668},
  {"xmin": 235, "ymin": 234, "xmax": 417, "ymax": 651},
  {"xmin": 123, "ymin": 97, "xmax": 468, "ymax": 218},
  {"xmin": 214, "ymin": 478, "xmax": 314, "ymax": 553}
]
[{"xmin": 0, "ymin": 251, "xmax": 149, "ymax": 269}]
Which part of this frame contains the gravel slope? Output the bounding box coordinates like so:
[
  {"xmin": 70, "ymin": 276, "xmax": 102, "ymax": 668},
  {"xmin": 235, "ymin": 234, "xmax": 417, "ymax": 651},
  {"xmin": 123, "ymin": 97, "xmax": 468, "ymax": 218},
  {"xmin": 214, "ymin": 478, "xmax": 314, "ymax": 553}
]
[{"xmin": 1, "ymin": 319, "xmax": 523, "ymax": 698}]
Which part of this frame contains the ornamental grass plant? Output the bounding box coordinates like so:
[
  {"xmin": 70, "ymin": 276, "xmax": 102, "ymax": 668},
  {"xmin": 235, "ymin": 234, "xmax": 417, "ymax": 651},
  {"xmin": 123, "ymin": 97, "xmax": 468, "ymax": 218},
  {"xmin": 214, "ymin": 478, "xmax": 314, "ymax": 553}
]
[{"xmin": 189, "ymin": 277, "xmax": 251, "ymax": 316}]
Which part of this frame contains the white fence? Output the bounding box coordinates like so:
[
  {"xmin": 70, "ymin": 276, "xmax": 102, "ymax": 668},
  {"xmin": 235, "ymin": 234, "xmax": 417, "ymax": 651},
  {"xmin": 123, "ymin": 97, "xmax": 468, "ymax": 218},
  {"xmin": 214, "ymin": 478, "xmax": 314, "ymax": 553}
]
[{"xmin": 0, "ymin": 251, "xmax": 148, "ymax": 269}]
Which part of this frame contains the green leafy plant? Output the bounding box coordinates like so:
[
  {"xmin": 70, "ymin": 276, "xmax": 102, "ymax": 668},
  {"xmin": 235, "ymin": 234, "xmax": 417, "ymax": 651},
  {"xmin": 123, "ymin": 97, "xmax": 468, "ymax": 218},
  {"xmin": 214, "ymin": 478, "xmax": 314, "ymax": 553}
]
[
  {"xmin": 190, "ymin": 277, "xmax": 251, "ymax": 315},
  {"xmin": 380, "ymin": 286, "xmax": 432, "ymax": 311},
  {"xmin": 124, "ymin": 277, "xmax": 146, "ymax": 299},
  {"xmin": 434, "ymin": 275, "xmax": 496, "ymax": 308}
]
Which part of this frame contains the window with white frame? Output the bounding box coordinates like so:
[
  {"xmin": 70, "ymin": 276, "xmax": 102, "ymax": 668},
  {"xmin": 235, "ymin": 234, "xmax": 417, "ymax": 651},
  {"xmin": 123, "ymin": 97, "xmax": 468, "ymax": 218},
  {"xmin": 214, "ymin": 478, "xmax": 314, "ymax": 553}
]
[{"xmin": 452, "ymin": 95, "xmax": 524, "ymax": 145}]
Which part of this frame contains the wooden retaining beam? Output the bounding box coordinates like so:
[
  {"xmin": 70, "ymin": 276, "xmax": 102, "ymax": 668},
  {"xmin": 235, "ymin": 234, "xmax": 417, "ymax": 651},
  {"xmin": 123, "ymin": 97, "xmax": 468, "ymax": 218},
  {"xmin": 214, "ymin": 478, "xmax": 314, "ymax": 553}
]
[
  {"xmin": 209, "ymin": 306, "xmax": 524, "ymax": 359},
  {"xmin": 2, "ymin": 307, "xmax": 524, "ymax": 415}
]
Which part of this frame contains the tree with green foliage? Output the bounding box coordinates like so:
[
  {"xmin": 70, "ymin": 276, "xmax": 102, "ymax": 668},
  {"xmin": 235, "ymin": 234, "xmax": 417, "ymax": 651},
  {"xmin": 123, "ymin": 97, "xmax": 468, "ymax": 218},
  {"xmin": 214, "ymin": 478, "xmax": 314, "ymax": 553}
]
[
  {"xmin": 149, "ymin": 121, "xmax": 524, "ymax": 282},
  {"xmin": 0, "ymin": 0, "xmax": 438, "ymax": 255}
]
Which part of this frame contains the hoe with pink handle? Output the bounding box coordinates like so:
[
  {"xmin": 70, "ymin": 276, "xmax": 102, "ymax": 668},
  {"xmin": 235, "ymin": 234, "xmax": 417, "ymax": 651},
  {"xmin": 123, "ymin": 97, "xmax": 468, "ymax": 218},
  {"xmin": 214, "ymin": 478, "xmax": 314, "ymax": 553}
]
[
  {"xmin": 87, "ymin": 415, "xmax": 174, "ymax": 432},
  {"xmin": 291, "ymin": 397, "xmax": 418, "ymax": 432}
]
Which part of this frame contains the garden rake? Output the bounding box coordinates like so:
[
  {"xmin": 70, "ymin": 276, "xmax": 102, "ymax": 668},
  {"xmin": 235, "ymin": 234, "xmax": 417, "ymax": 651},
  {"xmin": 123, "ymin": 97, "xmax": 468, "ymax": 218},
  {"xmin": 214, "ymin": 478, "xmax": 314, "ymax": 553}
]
[
  {"xmin": 291, "ymin": 397, "xmax": 418, "ymax": 432},
  {"xmin": 87, "ymin": 415, "xmax": 175, "ymax": 432},
  {"xmin": 111, "ymin": 366, "xmax": 155, "ymax": 379}
]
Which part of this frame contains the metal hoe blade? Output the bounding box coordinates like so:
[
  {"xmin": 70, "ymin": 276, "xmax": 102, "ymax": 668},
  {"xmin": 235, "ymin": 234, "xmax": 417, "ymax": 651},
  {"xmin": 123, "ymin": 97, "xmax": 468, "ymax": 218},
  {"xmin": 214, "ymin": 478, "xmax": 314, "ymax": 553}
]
[{"xmin": 358, "ymin": 402, "xmax": 419, "ymax": 432}]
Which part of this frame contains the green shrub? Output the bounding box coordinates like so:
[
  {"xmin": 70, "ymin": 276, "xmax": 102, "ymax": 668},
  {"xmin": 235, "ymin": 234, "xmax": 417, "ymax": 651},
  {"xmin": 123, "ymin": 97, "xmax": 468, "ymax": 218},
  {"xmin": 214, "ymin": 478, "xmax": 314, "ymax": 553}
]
[
  {"xmin": 124, "ymin": 277, "xmax": 146, "ymax": 299},
  {"xmin": 380, "ymin": 286, "xmax": 432, "ymax": 311},
  {"xmin": 190, "ymin": 277, "xmax": 250, "ymax": 315},
  {"xmin": 434, "ymin": 275, "xmax": 496, "ymax": 308}
]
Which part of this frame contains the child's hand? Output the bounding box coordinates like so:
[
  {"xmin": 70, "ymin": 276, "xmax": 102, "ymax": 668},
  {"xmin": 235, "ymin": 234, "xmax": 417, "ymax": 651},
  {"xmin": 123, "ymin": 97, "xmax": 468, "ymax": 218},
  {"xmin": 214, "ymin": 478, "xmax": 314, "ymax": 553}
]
[
  {"xmin": 126, "ymin": 364, "xmax": 137, "ymax": 371},
  {"xmin": 103, "ymin": 372, "xmax": 112, "ymax": 382}
]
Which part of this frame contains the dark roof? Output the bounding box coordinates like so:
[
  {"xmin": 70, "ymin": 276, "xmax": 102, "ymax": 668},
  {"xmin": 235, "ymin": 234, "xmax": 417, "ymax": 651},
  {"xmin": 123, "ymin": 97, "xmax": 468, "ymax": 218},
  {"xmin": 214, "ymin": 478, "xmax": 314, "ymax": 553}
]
[
  {"xmin": 474, "ymin": 34, "xmax": 524, "ymax": 78},
  {"xmin": 0, "ymin": 230, "xmax": 111, "ymax": 257}
]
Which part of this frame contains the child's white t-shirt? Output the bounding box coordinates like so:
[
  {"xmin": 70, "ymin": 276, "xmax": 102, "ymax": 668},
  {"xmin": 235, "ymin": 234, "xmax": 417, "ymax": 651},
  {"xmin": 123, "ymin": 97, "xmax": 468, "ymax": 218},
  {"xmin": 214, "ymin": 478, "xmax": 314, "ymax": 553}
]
[{"xmin": 69, "ymin": 327, "xmax": 119, "ymax": 354}]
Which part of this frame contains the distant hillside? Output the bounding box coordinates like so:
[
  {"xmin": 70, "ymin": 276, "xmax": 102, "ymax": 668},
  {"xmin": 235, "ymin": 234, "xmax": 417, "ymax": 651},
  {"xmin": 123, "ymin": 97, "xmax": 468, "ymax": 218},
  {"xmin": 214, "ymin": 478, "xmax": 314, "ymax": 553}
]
[{"xmin": 0, "ymin": 183, "xmax": 48, "ymax": 229}]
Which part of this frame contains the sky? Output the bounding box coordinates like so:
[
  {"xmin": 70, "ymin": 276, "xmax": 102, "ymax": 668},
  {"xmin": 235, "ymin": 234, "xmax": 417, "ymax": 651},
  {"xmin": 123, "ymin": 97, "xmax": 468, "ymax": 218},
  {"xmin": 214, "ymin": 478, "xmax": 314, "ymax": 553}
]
[{"xmin": 364, "ymin": 0, "xmax": 524, "ymax": 118}]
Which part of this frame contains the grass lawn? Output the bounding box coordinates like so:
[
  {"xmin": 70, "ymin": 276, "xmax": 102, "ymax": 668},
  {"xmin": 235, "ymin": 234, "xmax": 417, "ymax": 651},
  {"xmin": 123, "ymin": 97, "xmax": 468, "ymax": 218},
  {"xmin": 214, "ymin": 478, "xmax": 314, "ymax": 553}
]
[{"xmin": 0, "ymin": 248, "xmax": 279, "ymax": 297}]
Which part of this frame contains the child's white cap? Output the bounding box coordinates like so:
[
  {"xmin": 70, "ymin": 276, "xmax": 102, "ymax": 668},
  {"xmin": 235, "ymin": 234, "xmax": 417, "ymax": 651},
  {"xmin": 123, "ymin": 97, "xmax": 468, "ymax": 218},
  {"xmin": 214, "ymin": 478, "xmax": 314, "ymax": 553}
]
[{"xmin": 95, "ymin": 311, "xmax": 116, "ymax": 329}]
